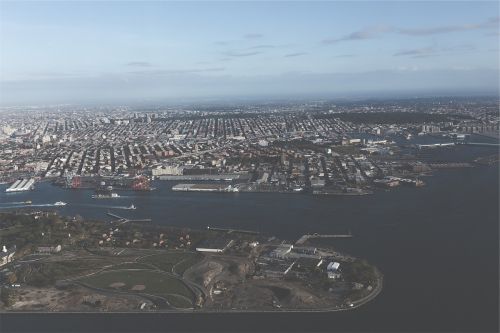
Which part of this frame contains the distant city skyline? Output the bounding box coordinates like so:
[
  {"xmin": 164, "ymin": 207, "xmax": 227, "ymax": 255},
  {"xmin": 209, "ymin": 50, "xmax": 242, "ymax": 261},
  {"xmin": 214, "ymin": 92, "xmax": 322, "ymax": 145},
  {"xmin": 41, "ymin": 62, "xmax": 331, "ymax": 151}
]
[{"xmin": 0, "ymin": 1, "xmax": 499, "ymax": 105}]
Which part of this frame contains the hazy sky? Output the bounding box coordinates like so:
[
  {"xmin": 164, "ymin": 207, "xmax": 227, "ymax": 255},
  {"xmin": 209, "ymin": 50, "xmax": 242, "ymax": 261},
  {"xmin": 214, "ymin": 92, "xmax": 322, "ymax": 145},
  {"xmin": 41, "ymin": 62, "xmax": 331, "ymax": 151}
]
[{"xmin": 0, "ymin": 1, "xmax": 499, "ymax": 105}]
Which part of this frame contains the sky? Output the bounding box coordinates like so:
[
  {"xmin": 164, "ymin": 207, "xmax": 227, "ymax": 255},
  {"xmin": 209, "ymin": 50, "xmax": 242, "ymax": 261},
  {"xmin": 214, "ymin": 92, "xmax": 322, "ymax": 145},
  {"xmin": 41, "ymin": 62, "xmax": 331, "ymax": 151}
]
[{"xmin": 0, "ymin": 1, "xmax": 499, "ymax": 105}]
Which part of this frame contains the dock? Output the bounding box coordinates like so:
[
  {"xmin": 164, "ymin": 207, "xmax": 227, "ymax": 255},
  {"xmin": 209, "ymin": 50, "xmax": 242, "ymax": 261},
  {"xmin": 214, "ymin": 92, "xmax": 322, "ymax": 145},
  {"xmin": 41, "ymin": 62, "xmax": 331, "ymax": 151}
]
[
  {"xmin": 106, "ymin": 212, "xmax": 151, "ymax": 224},
  {"xmin": 207, "ymin": 226, "xmax": 259, "ymax": 235},
  {"xmin": 5, "ymin": 178, "xmax": 35, "ymax": 192},
  {"xmin": 172, "ymin": 183, "xmax": 238, "ymax": 193},
  {"xmin": 296, "ymin": 233, "xmax": 353, "ymax": 245},
  {"xmin": 417, "ymin": 141, "xmax": 500, "ymax": 149}
]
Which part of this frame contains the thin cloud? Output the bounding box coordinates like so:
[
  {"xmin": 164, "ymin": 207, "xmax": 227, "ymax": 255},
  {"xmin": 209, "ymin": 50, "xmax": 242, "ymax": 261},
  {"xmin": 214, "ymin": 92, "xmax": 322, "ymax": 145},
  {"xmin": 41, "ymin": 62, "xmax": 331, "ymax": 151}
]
[
  {"xmin": 244, "ymin": 33, "xmax": 263, "ymax": 39},
  {"xmin": 442, "ymin": 44, "xmax": 476, "ymax": 52},
  {"xmin": 399, "ymin": 25, "xmax": 482, "ymax": 36},
  {"xmin": 333, "ymin": 54, "xmax": 356, "ymax": 58},
  {"xmin": 223, "ymin": 51, "xmax": 262, "ymax": 57},
  {"xmin": 399, "ymin": 16, "xmax": 499, "ymax": 36},
  {"xmin": 248, "ymin": 44, "xmax": 275, "ymax": 49},
  {"xmin": 394, "ymin": 47, "xmax": 437, "ymax": 57},
  {"xmin": 394, "ymin": 44, "xmax": 476, "ymax": 58},
  {"xmin": 284, "ymin": 52, "xmax": 307, "ymax": 58},
  {"xmin": 485, "ymin": 31, "xmax": 500, "ymax": 37},
  {"xmin": 322, "ymin": 25, "xmax": 393, "ymax": 44},
  {"xmin": 323, "ymin": 16, "xmax": 499, "ymax": 44},
  {"xmin": 128, "ymin": 67, "xmax": 225, "ymax": 76},
  {"xmin": 214, "ymin": 40, "xmax": 233, "ymax": 46},
  {"xmin": 125, "ymin": 61, "xmax": 152, "ymax": 67}
]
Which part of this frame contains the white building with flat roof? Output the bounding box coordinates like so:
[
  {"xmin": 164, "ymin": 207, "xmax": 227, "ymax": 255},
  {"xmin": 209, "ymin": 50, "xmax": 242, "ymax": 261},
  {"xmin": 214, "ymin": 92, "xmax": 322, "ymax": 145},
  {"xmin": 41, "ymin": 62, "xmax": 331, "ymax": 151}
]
[{"xmin": 327, "ymin": 261, "xmax": 341, "ymax": 279}]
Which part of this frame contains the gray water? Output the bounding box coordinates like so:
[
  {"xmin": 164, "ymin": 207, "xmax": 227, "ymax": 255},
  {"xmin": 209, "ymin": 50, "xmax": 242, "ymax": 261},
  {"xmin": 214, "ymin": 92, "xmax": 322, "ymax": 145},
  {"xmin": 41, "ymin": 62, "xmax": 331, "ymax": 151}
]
[{"xmin": 0, "ymin": 145, "xmax": 498, "ymax": 332}]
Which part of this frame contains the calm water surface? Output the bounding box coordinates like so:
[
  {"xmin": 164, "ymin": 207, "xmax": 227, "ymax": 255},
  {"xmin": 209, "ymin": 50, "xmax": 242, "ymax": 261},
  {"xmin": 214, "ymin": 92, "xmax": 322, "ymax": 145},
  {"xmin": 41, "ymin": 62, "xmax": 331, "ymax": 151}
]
[{"xmin": 0, "ymin": 145, "xmax": 498, "ymax": 332}]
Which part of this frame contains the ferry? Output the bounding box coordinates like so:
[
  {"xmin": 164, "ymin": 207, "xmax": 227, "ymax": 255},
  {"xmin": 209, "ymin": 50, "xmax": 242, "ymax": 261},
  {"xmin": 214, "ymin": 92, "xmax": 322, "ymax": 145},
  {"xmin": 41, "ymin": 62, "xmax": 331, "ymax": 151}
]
[{"xmin": 54, "ymin": 201, "xmax": 67, "ymax": 206}]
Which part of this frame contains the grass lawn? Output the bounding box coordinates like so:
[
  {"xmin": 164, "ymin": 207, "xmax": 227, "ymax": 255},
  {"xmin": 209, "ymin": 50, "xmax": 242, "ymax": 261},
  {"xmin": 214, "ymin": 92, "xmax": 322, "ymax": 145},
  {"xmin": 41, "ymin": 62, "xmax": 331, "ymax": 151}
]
[
  {"xmin": 173, "ymin": 255, "xmax": 203, "ymax": 275},
  {"xmin": 165, "ymin": 294, "xmax": 194, "ymax": 309},
  {"xmin": 103, "ymin": 262, "xmax": 154, "ymax": 271},
  {"xmin": 80, "ymin": 269, "xmax": 195, "ymax": 307},
  {"xmin": 139, "ymin": 251, "xmax": 202, "ymax": 275}
]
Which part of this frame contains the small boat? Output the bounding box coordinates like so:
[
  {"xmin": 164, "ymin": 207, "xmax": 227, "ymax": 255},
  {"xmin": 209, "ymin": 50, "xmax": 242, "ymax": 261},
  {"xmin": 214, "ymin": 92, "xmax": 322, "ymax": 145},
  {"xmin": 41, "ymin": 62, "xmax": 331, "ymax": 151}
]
[
  {"xmin": 126, "ymin": 204, "xmax": 136, "ymax": 210},
  {"xmin": 54, "ymin": 201, "xmax": 67, "ymax": 206},
  {"xmin": 24, "ymin": 200, "xmax": 32, "ymax": 204}
]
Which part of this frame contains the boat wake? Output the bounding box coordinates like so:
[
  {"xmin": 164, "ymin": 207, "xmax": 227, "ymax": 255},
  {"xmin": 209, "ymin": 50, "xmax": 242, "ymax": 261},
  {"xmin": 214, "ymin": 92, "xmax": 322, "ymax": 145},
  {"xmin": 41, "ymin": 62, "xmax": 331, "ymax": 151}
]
[
  {"xmin": 0, "ymin": 203, "xmax": 64, "ymax": 209},
  {"xmin": 107, "ymin": 205, "xmax": 136, "ymax": 210},
  {"xmin": 0, "ymin": 201, "xmax": 30, "ymax": 205},
  {"xmin": 73, "ymin": 203, "xmax": 136, "ymax": 210}
]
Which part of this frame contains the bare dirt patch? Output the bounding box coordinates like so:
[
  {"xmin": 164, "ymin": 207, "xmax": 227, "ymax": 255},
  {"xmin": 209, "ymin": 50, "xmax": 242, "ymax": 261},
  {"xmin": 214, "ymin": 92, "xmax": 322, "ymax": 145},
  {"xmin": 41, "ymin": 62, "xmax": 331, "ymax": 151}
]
[
  {"xmin": 130, "ymin": 284, "xmax": 145, "ymax": 291},
  {"xmin": 109, "ymin": 282, "xmax": 126, "ymax": 289},
  {"xmin": 5, "ymin": 286, "xmax": 150, "ymax": 311}
]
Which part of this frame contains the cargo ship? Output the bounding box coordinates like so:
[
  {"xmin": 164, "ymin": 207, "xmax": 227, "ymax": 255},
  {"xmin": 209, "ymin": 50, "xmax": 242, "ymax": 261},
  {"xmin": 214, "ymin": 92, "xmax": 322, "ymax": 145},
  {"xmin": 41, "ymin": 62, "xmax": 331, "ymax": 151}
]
[{"xmin": 92, "ymin": 188, "xmax": 121, "ymax": 199}]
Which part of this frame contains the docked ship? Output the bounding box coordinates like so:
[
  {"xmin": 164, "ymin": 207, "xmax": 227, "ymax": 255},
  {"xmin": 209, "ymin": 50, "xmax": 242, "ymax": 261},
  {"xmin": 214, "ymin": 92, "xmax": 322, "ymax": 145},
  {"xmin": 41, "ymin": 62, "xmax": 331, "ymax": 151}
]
[{"xmin": 92, "ymin": 188, "xmax": 120, "ymax": 199}]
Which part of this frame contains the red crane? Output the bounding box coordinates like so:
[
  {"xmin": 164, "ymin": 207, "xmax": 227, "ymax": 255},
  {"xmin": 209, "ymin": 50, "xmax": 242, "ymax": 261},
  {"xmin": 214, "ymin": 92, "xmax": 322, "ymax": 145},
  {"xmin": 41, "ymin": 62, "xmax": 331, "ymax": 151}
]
[
  {"xmin": 71, "ymin": 176, "xmax": 81, "ymax": 189},
  {"xmin": 131, "ymin": 176, "xmax": 150, "ymax": 191}
]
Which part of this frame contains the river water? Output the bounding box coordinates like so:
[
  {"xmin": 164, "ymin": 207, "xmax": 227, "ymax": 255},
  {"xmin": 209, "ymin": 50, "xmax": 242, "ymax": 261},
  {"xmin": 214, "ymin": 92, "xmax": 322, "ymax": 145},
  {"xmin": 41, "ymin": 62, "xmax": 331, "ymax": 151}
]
[{"xmin": 0, "ymin": 144, "xmax": 498, "ymax": 332}]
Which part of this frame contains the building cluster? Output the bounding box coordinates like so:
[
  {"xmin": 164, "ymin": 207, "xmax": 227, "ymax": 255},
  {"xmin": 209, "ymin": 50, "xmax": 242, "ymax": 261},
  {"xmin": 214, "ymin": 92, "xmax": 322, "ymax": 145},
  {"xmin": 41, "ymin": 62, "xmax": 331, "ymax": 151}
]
[
  {"xmin": 256, "ymin": 243, "xmax": 343, "ymax": 281},
  {"xmin": 0, "ymin": 98, "xmax": 498, "ymax": 192}
]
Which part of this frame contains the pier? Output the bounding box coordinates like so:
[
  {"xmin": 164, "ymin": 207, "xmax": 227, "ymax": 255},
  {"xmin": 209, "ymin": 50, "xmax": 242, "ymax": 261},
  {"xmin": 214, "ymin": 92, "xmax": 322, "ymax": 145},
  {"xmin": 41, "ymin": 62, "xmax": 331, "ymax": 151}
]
[
  {"xmin": 417, "ymin": 142, "xmax": 499, "ymax": 149},
  {"xmin": 417, "ymin": 142, "xmax": 455, "ymax": 149},
  {"xmin": 5, "ymin": 178, "xmax": 36, "ymax": 193},
  {"xmin": 207, "ymin": 226, "xmax": 259, "ymax": 235},
  {"xmin": 463, "ymin": 142, "xmax": 500, "ymax": 147},
  {"xmin": 106, "ymin": 212, "xmax": 151, "ymax": 224},
  {"xmin": 296, "ymin": 233, "xmax": 353, "ymax": 245}
]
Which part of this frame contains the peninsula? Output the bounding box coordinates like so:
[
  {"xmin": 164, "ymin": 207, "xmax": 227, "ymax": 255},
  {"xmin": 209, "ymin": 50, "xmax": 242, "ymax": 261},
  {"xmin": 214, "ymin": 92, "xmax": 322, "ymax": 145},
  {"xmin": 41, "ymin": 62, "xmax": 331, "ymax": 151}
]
[{"xmin": 0, "ymin": 211, "xmax": 381, "ymax": 312}]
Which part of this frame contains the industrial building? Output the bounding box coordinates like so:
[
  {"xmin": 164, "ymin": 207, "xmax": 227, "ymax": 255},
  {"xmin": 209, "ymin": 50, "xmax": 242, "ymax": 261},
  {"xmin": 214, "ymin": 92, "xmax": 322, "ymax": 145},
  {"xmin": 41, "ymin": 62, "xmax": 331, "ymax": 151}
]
[
  {"xmin": 327, "ymin": 261, "xmax": 341, "ymax": 279},
  {"xmin": 195, "ymin": 237, "xmax": 234, "ymax": 253},
  {"xmin": 1, "ymin": 245, "xmax": 16, "ymax": 267},
  {"xmin": 36, "ymin": 244, "xmax": 62, "ymax": 254},
  {"xmin": 5, "ymin": 178, "xmax": 35, "ymax": 192}
]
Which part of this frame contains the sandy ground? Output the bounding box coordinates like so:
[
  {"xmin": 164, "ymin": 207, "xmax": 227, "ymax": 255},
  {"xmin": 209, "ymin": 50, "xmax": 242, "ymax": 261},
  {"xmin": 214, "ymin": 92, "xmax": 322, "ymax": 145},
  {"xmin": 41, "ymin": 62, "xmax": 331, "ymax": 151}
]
[
  {"xmin": 4, "ymin": 285, "xmax": 152, "ymax": 312},
  {"xmin": 183, "ymin": 254, "xmax": 345, "ymax": 311}
]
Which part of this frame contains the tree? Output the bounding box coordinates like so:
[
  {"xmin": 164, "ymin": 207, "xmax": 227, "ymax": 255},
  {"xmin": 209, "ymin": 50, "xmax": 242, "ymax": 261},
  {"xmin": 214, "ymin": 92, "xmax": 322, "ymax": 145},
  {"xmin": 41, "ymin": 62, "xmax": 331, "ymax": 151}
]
[
  {"xmin": 7, "ymin": 272, "xmax": 17, "ymax": 284},
  {"xmin": 0, "ymin": 287, "xmax": 13, "ymax": 307}
]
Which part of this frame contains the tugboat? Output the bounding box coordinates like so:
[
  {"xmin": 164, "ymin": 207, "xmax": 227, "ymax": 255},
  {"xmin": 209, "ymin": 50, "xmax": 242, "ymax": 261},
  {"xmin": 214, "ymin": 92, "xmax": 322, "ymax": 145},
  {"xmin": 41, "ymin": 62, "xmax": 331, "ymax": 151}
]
[{"xmin": 54, "ymin": 201, "xmax": 67, "ymax": 206}]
